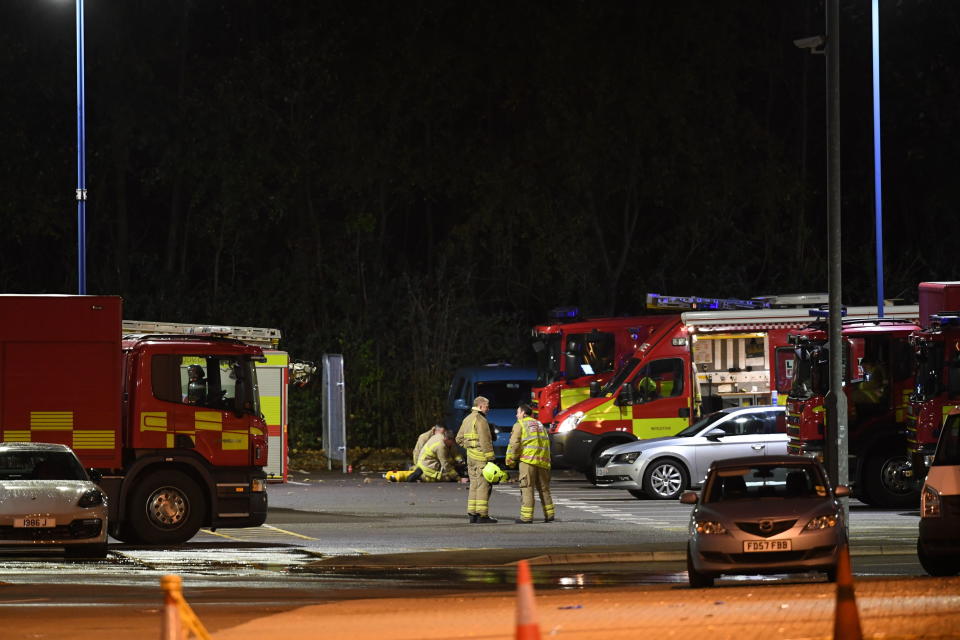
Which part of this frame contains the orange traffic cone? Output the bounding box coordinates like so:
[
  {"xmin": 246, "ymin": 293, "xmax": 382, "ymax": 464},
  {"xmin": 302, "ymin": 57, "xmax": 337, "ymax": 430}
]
[
  {"xmin": 515, "ymin": 559, "xmax": 541, "ymax": 640},
  {"xmin": 833, "ymin": 544, "xmax": 863, "ymax": 640}
]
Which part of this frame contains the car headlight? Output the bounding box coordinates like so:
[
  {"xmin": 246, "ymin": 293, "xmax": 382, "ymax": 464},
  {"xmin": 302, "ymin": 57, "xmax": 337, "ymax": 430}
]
[
  {"xmin": 251, "ymin": 478, "xmax": 266, "ymax": 492},
  {"xmin": 556, "ymin": 411, "xmax": 584, "ymax": 434},
  {"xmin": 921, "ymin": 485, "xmax": 941, "ymax": 518},
  {"xmin": 612, "ymin": 451, "xmax": 641, "ymax": 464},
  {"xmin": 695, "ymin": 520, "xmax": 727, "ymax": 535},
  {"xmin": 804, "ymin": 514, "xmax": 839, "ymax": 530},
  {"xmin": 77, "ymin": 489, "xmax": 106, "ymax": 508}
]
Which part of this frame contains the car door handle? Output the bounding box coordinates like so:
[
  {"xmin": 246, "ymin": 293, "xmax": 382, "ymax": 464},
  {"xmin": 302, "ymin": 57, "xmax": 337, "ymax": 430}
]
[{"xmin": 751, "ymin": 444, "xmax": 765, "ymax": 451}]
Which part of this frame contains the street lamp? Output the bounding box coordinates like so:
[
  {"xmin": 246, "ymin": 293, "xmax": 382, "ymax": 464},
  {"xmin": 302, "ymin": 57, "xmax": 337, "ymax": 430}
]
[
  {"xmin": 872, "ymin": 0, "xmax": 885, "ymax": 317},
  {"xmin": 75, "ymin": 0, "xmax": 87, "ymax": 295}
]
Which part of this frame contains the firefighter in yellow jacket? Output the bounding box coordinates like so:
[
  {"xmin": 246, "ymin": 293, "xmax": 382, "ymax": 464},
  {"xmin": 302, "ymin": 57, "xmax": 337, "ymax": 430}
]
[
  {"xmin": 406, "ymin": 431, "xmax": 462, "ymax": 482},
  {"xmin": 505, "ymin": 403, "xmax": 555, "ymax": 524},
  {"xmin": 412, "ymin": 424, "xmax": 445, "ymax": 468},
  {"xmin": 456, "ymin": 395, "xmax": 497, "ymax": 523}
]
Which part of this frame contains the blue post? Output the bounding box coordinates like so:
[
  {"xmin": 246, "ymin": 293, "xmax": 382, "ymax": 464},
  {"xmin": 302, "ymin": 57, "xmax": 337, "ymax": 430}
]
[
  {"xmin": 872, "ymin": 0, "xmax": 884, "ymax": 317},
  {"xmin": 76, "ymin": 0, "xmax": 87, "ymax": 295}
]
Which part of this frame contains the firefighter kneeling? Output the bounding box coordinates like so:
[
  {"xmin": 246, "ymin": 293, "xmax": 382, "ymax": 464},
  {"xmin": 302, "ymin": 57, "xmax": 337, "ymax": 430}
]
[
  {"xmin": 402, "ymin": 430, "xmax": 466, "ymax": 483},
  {"xmin": 505, "ymin": 403, "xmax": 555, "ymax": 524}
]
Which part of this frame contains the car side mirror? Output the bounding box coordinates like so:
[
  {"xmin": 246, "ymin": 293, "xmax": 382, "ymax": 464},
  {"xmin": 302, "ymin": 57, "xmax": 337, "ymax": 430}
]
[
  {"xmin": 679, "ymin": 491, "xmax": 698, "ymax": 504},
  {"xmin": 617, "ymin": 383, "xmax": 635, "ymax": 406},
  {"xmin": 589, "ymin": 380, "xmax": 601, "ymax": 398},
  {"xmin": 834, "ymin": 485, "xmax": 851, "ymax": 497},
  {"xmin": 705, "ymin": 428, "xmax": 726, "ymax": 441},
  {"xmin": 86, "ymin": 468, "xmax": 103, "ymax": 484}
]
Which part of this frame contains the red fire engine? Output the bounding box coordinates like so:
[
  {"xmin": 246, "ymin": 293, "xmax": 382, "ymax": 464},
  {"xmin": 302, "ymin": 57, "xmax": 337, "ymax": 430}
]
[
  {"xmin": 786, "ymin": 308, "xmax": 921, "ymax": 507},
  {"xmin": 906, "ymin": 282, "xmax": 960, "ymax": 479},
  {"xmin": 550, "ymin": 295, "xmax": 832, "ymax": 478},
  {"xmin": 530, "ymin": 309, "xmax": 671, "ymax": 426},
  {"xmin": 0, "ymin": 295, "xmax": 269, "ymax": 544}
]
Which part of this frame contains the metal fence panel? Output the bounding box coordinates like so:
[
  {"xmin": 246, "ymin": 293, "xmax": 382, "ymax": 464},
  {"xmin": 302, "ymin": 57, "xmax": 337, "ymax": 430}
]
[{"xmin": 322, "ymin": 354, "xmax": 347, "ymax": 472}]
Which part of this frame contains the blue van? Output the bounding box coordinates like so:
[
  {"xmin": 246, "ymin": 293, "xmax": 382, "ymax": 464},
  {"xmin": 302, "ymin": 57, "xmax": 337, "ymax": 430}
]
[{"xmin": 444, "ymin": 364, "xmax": 538, "ymax": 461}]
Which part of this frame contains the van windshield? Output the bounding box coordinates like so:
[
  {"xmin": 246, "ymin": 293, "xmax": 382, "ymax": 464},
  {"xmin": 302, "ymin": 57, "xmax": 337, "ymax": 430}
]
[
  {"xmin": 476, "ymin": 380, "xmax": 535, "ymax": 410},
  {"xmin": 933, "ymin": 414, "xmax": 960, "ymax": 466}
]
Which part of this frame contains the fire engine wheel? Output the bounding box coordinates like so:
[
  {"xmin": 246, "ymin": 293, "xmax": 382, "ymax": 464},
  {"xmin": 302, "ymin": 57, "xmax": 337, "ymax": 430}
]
[
  {"xmin": 643, "ymin": 458, "xmax": 689, "ymax": 500},
  {"xmin": 129, "ymin": 470, "xmax": 206, "ymax": 545},
  {"xmin": 861, "ymin": 447, "xmax": 920, "ymax": 509}
]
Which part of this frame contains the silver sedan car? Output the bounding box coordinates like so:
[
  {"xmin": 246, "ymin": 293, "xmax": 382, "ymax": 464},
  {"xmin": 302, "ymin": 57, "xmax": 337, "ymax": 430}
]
[
  {"xmin": 682, "ymin": 455, "xmax": 849, "ymax": 587},
  {"xmin": 0, "ymin": 442, "xmax": 108, "ymax": 557},
  {"xmin": 595, "ymin": 405, "xmax": 787, "ymax": 499}
]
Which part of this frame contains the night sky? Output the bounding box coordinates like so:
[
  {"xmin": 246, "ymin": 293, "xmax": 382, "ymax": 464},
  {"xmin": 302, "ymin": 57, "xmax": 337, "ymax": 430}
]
[{"xmin": 2, "ymin": 1, "xmax": 958, "ymax": 445}]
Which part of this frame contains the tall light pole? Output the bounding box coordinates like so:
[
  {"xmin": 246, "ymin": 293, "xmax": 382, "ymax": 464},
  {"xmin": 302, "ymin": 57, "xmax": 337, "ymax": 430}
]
[
  {"xmin": 872, "ymin": 0, "xmax": 885, "ymax": 317},
  {"xmin": 824, "ymin": 0, "xmax": 849, "ymax": 522},
  {"xmin": 75, "ymin": 0, "xmax": 87, "ymax": 295}
]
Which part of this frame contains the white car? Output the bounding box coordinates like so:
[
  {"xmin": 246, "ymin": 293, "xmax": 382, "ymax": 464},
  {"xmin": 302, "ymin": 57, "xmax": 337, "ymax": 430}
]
[
  {"xmin": 0, "ymin": 442, "xmax": 108, "ymax": 557},
  {"xmin": 594, "ymin": 405, "xmax": 788, "ymax": 499}
]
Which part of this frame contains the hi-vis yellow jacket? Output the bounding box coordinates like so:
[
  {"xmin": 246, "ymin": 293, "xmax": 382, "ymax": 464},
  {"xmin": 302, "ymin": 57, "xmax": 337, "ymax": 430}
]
[
  {"xmin": 506, "ymin": 416, "xmax": 550, "ymax": 469},
  {"xmin": 456, "ymin": 409, "xmax": 494, "ymax": 462}
]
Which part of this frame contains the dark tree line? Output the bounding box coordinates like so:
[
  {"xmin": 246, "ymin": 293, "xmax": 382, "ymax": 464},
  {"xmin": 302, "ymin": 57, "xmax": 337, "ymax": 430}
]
[{"xmin": 2, "ymin": 1, "xmax": 958, "ymax": 448}]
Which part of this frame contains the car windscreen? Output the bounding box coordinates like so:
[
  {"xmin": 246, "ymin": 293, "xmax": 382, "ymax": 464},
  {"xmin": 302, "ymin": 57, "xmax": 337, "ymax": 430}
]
[
  {"xmin": 0, "ymin": 451, "xmax": 88, "ymax": 481},
  {"xmin": 675, "ymin": 411, "xmax": 726, "ymax": 437},
  {"xmin": 476, "ymin": 380, "xmax": 534, "ymax": 410},
  {"xmin": 933, "ymin": 415, "xmax": 960, "ymax": 466},
  {"xmin": 703, "ymin": 464, "xmax": 827, "ymax": 503}
]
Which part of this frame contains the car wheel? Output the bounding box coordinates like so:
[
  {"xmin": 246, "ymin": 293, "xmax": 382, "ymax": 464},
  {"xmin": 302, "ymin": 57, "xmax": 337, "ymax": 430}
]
[
  {"xmin": 65, "ymin": 542, "xmax": 108, "ymax": 559},
  {"xmin": 128, "ymin": 469, "xmax": 206, "ymax": 545},
  {"xmin": 918, "ymin": 540, "xmax": 960, "ymax": 577},
  {"xmin": 643, "ymin": 458, "xmax": 689, "ymax": 500},
  {"xmin": 687, "ymin": 543, "xmax": 714, "ymax": 588},
  {"xmin": 862, "ymin": 446, "xmax": 919, "ymax": 508}
]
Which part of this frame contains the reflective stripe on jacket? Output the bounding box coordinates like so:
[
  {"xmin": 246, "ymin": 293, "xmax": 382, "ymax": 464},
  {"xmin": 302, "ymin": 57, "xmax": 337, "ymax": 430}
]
[
  {"xmin": 456, "ymin": 409, "xmax": 494, "ymax": 462},
  {"xmin": 416, "ymin": 433, "xmax": 452, "ymax": 480},
  {"xmin": 506, "ymin": 416, "xmax": 550, "ymax": 469}
]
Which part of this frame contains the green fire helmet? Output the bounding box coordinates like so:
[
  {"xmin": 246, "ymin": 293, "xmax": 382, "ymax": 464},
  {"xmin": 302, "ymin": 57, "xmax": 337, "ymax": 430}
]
[{"xmin": 482, "ymin": 462, "xmax": 508, "ymax": 484}]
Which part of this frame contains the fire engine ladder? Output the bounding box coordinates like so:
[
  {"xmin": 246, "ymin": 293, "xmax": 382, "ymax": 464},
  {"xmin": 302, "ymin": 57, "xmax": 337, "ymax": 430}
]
[
  {"xmin": 646, "ymin": 292, "xmax": 829, "ymax": 311},
  {"xmin": 646, "ymin": 293, "xmax": 771, "ymax": 311},
  {"xmin": 121, "ymin": 320, "xmax": 281, "ymax": 348}
]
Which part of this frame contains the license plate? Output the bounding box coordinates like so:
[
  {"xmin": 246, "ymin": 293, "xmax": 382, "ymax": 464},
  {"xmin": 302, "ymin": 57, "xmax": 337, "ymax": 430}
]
[
  {"xmin": 14, "ymin": 517, "xmax": 55, "ymax": 528},
  {"xmin": 743, "ymin": 539, "xmax": 791, "ymax": 552}
]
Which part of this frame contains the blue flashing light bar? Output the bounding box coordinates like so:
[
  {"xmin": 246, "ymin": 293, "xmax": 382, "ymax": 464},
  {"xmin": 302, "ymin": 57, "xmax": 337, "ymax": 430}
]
[
  {"xmin": 549, "ymin": 306, "xmax": 581, "ymax": 321},
  {"xmin": 932, "ymin": 313, "xmax": 960, "ymax": 327},
  {"xmin": 809, "ymin": 306, "xmax": 848, "ymax": 318}
]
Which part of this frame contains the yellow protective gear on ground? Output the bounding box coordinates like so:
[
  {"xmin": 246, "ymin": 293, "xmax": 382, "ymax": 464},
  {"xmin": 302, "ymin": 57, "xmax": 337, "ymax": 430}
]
[{"xmin": 385, "ymin": 469, "xmax": 415, "ymax": 482}]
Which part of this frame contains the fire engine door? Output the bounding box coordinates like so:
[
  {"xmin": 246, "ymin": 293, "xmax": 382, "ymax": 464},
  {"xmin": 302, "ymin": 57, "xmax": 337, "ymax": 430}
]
[
  {"xmin": 623, "ymin": 356, "xmax": 691, "ymax": 439},
  {"xmin": 150, "ymin": 354, "xmax": 253, "ymax": 466}
]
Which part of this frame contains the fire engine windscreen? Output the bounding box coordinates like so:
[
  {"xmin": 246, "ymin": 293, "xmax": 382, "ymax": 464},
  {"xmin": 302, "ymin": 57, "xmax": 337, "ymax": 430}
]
[
  {"xmin": 151, "ymin": 355, "xmax": 261, "ymax": 416},
  {"xmin": 790, "ymin": 344, "xmax": 829, "ymax": 399},
  {"xmin": 912, "ymin": 341, "xmax": 944, "ymax": 402},
  {"xmin": 534, "ymin": 332, "xmax": 617, "ymax": 385}
]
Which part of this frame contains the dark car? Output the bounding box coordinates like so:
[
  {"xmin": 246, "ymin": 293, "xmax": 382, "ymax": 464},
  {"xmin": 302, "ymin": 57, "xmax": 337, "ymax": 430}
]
[
  {"xmin": 918, "ymin": 411, "xmax": 960, "ymax": 576},
  {"xmin": 681, "ymin": 454, "xmax": 850, "ymax": 587}
]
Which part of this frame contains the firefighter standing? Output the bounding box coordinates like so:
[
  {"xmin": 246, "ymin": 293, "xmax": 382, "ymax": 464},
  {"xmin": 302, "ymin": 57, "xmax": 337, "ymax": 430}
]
[
  {"xmin": 505, "ymin": 403, "xmax": 555, "ymax": 524},
  {"xmin": 456, "ymin": 395, "xmax": 497, "ymax": 523}
]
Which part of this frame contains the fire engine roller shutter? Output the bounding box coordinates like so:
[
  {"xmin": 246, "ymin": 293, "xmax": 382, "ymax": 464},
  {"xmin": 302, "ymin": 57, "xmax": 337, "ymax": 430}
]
[{"xmin": 259, "ymin": 351, "xmax": 288, "ymax": 481}]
